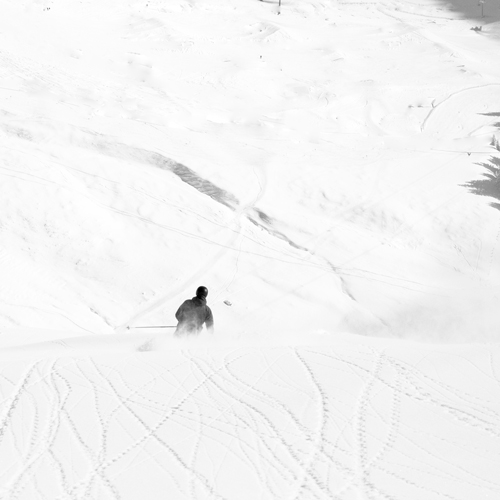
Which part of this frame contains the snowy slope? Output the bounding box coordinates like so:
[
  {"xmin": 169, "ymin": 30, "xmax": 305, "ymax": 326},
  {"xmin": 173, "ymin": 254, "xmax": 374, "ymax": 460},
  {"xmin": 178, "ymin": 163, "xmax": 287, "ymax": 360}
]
[
  {"xmin": 1, "ymin": 0, "xmax": 499, "ymax": 338},
  {"xmin": 1, "ymin": 0, "xmax": 500, "ymax": 498},
  {"xmin": 1, "ymin": 334, "xmax": 500, "ymax": 500}
]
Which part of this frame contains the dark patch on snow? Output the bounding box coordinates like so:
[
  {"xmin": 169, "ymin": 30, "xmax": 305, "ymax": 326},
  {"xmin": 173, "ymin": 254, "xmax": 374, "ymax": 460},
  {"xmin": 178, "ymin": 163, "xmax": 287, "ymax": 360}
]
[
  {"xmin": 149, "ymin": 152, "xmax": 239, "ymax": 209},
  {"xmin": 254, "ymin": 208, "xmax": 273, "ymax": 225},
  {"xmin": 2, "ymin": 125, "xmax": 33, "ymax": 141},
  {"xmin": 247, "ymin": 208, "xmax": 306, "ymax": 251}
]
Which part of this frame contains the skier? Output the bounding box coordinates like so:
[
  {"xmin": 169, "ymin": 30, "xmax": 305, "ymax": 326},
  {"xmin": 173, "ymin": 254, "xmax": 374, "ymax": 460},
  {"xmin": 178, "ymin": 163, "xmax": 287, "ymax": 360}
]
[{"xmin": 174, "ymin": 286, "xmax": 214, "ymax": 335}]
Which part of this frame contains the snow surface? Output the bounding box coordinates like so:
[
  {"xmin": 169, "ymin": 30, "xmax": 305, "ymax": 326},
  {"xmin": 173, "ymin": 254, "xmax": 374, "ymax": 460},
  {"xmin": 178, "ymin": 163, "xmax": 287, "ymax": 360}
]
[{"xmin": 1, "ymin": 0, "xmax": 500, "ymax": 498}]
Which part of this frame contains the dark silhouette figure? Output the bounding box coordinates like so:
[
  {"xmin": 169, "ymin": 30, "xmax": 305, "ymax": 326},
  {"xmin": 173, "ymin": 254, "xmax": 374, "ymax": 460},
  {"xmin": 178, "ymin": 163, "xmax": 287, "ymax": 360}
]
[{"xmin": 175, "ymin": 286, "xmax": 214, "ymax": 335}]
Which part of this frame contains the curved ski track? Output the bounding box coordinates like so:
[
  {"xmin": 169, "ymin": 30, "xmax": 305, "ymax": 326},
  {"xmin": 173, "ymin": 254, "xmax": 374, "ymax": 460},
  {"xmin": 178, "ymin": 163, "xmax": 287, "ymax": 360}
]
[{"xmin": 0, "ymin": 344, "xmax": 498, "ymax": 500}]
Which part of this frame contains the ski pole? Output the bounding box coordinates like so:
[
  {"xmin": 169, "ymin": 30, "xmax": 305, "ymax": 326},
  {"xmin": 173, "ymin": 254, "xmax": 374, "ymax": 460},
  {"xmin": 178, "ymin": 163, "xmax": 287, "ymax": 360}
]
[{"xmin": 126, "ymin": 325, "xmax": 177, "ymax": 330}]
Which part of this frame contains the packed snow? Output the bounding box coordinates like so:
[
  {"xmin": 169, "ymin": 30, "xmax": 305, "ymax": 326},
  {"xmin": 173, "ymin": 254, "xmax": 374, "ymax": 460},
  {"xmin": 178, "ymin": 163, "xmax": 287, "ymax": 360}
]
[{"xmin": 1, "ymin": 0, "xmax": 500, "ymax": 498}]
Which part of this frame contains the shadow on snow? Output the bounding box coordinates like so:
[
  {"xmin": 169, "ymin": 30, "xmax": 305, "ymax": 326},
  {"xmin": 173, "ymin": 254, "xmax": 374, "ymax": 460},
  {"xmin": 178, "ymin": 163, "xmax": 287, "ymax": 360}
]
[{"xmin": 463, "ymin": 118, "xmax": 500, "ymax": 211}]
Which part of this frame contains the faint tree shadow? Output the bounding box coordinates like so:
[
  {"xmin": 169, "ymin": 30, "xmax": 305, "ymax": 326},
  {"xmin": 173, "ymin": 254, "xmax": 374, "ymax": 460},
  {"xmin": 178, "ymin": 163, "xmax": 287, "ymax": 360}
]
[
  {"xmin": 480, "ymin": 111, "xmax": 500, "ymax": 129},
  {"xmin": 463, "ymin": 133, "xmax": 500, "ymax": 211}
]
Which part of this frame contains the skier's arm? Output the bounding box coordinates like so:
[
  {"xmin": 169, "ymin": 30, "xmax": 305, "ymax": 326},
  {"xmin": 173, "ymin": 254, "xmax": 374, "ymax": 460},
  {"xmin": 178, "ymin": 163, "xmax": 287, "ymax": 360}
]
[{"xmin": 205, "ymin": 307, "xmax": 214, "ymax": 333}]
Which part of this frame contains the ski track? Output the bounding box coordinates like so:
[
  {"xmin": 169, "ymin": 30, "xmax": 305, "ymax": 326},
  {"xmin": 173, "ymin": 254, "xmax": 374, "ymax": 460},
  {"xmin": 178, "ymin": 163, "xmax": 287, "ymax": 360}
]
[
  {"xmin": 1, "ymin": 1, "xmax": 500, "ymax": 499},
  {"xmin": 0, "ymin": 345, "xmax": 497, "ymax": 499}
]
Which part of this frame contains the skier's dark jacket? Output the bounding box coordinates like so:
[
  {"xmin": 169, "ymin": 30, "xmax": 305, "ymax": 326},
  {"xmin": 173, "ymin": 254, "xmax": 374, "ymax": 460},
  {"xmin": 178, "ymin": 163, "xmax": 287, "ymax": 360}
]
[{"xmin": 175, "ymin": 296, "xmax": 214, "ymax": 334}]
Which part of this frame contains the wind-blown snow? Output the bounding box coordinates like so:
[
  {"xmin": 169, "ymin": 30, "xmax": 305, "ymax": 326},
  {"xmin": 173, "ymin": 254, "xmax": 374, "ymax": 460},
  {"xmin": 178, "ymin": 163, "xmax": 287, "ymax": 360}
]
[{"xmin": 0, "ymin": 0, "xmax": 499, "ymax": 498}]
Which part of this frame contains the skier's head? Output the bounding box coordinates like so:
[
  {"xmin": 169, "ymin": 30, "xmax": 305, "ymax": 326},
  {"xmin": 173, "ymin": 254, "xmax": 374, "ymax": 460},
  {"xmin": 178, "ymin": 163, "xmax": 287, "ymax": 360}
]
[{"xmin": 196, "ymin": 286, "xmax": 208, "ymax": 299}]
